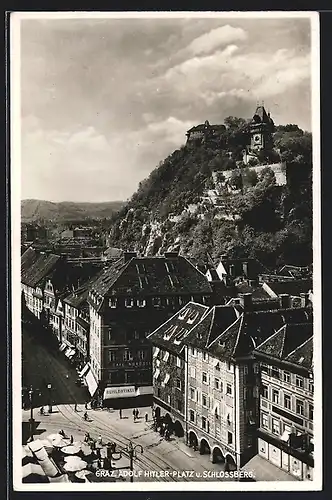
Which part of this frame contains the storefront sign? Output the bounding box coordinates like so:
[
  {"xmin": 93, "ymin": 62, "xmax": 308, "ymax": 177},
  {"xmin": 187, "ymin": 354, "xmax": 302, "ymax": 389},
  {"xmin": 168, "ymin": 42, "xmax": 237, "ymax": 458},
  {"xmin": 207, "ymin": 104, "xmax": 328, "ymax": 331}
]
[{"xmin": 103, "ymin": 386, "xmax": 136, "ymax": 400}]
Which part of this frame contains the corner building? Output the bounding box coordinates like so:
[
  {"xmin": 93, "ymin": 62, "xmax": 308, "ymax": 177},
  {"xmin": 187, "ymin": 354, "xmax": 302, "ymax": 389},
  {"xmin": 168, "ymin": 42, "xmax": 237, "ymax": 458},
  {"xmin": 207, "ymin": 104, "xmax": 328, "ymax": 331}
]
[{"xmin": 86, "ymin": 252, "xmax": 213, "ymax": 407}]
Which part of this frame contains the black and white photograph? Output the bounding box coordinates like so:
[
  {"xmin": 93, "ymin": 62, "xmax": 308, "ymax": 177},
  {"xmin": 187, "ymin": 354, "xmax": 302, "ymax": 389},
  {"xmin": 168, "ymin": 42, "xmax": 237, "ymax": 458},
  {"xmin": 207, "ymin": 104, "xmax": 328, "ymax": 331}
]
[{"xmin": 11, "ymin": 11, "xmax": 321, "ymax": 491}]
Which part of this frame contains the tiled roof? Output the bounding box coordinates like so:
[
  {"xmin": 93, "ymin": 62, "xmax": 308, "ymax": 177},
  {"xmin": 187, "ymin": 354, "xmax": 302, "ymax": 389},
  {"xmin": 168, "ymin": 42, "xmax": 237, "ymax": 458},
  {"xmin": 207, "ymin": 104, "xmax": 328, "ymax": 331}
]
[
  {"xmin": 21, "ymin": 247, "xmax": 39, "ymax": 275},
  {"xmin": 285, "ymin": 337, "xmax": 313, "ymax": 370},
  {"xmin": 277, "ymin": 265, "xmax": 310, "ymax": 279},
  {"xmin": 21, "ymin": 251, "xmax": 62, "ymax": 288},
  {"xmin": 235, "ymin": 281, "xmax": 271, "ymax": 300},
  {"xmin": 63, "ymin": 272, "xmax": 101, "ymax": 308},
  {"xmin": 251, "ymin": 105, "xmax": 274, "ymax": 125},
  {"xmin": 186, "ymin": 306, "xmax": 239, "ymax": 350},
  {"xmin": 147, "ymin": 302, "xmax": 209, "ymax": 354},
  {"xmin": 195, "ymin": 307, "xmax": 312, "ymax": 361},
  {"xmin": 254, "ymin": 323, "xmax": 313, "ymax": 360},
  {"xmin": 218, "ymin": 258, "xmax": 269, "ymax": 279},
  {"xmin": 263, "ymin": 279, "xmax": 312, "ymax": 297},
  {"xmin": 89, "ymin": 256, "xmax": 212, "ymax": 300}
]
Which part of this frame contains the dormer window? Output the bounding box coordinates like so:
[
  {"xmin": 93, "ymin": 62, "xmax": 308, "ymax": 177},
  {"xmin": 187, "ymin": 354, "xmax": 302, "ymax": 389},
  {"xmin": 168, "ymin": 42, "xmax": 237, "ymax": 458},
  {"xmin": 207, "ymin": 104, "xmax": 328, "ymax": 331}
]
[
  {"xmin": 152, "ymin": 297, "xmax": 161, "ymax": 308},
  {"xmin": 125, "ymin": 298, "xmax": 134, "ymax": 308},
  {"xmin": 187, "ymin": 311, "xmax": 199, "ymax": 324},
  {"xmin": 137, "ymin": 298, "xmax": 146, "ymax": 308},
  {"xmin": 178, "ymin": 308, "xmax": 189, "ymax": 320},
  {"xmin": 163, "ymin": 325, "xmax": 177, "ymax": 341},
  {"xmin": 109, "ymin": 298, "xmax": 117, "ymax": 308}
]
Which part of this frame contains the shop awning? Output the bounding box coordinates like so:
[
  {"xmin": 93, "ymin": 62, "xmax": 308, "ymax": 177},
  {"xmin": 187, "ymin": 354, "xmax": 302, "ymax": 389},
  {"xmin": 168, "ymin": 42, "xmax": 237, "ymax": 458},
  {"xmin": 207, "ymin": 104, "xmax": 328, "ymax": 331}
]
[
  {"xmin": 85, "ymin": 369, "xmax": 98, "ymax": 396},
  {"xmin": 59, "ymin": 343, "xmax": 67, "ymax": 352},
  {"xmin": 153, "ymin": 369, "xmax": 160, "ymax": 380},
  {"xmin": 64, "ymin": 348, "xmax": 76, "ymax": 359},
  {"xmin": 79, "ymin": 364, "xmax": 90, "ymax": 378},
  {"xmin": 136, "ymin": 386, "xmax": 153, "ymax": 396},
  {"xmin": 280, "ymin": 431, "xmax": 291, "ymax": 442}
]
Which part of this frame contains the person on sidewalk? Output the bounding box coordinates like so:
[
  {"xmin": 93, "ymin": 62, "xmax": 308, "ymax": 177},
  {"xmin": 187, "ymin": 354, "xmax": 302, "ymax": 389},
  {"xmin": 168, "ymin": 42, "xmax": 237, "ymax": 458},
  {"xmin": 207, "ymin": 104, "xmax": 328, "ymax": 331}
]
[
  {"xmin": 85, "ymin": 402, "xmax": 88, "ymax": 410},
  {"xmin": 135, "ymin": 408, "xmax": 139, "ymax": 419},
  {"xmin": 145, "ymin": 412, "xmax": 148, "ymax": 423},
  {"xmin": 133, "ymin": 409, "xmax": 136, "ymax": 421},
  {"xmin": 70, "ymin": 435, "xmax": 74, "ymax": 444},
  {"xmin": 74, "ymin": 403, "xmax": 77, "ymax": 412},
  {"xmin": 119, "ymin": 408, "xmax": 122, "ymax": 419}
]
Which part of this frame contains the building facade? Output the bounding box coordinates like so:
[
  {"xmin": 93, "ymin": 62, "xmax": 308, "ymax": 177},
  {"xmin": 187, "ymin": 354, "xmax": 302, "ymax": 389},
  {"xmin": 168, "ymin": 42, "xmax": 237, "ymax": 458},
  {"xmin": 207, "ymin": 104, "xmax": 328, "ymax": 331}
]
[
  {"xmin": 86, "ymin": 252, "xmax": 213, "ymax": 406},
  {"xmin": 254, "ymin": 324, "xmax": 314, "ymax": 480}
]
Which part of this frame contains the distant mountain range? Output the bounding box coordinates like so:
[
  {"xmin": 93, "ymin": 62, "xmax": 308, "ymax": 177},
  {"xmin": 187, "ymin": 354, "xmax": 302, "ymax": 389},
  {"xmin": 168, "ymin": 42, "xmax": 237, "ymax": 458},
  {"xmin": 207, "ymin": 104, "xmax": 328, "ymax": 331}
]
[{"xmin": 21, "ymin": 199, "xmax": 125, "ymax": 222}]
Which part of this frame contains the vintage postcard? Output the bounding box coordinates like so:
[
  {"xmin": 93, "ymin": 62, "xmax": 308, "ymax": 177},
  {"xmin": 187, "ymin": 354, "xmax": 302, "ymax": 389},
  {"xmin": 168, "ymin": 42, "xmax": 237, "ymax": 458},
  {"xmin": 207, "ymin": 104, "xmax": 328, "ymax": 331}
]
[{"xmin": 10, "ymin": 11, "xmax": 321, "ymax": 491}]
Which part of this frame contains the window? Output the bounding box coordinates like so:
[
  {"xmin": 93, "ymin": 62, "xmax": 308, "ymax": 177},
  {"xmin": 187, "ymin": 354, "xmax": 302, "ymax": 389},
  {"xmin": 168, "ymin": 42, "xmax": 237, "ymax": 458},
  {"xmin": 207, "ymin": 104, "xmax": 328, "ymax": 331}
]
[
  {"xmin": 190, "ymin": 410, "xmax": 195, "ymax": 422},
  {"xmin": 309, "ymin": 404, "xmax": 313, "ymax": 420},
  {"xmin": 308, "ymin": 379, "xmax": 314, "ymax": 392},
  {"xmin": 202, "ymin": 416, "xmax": 207, "ymax": 430},
  {"xmin": 227, "ymin": 361, "xmax": 232, "ymax": 371},
  {"xmin": 138, "ymin": 350, "xmax": 146, "ymax": 360},
  {"xmin": 167, "ymin": 395, "xmax": 171, "ymax": 404},
  {"xmin": 176, "ymin": 357, "xmax": 181, "ymax": 368},
  {"xmin": 283, "ymin": 371, "xmax": 291, "ymax": 383},
  {"xmin": 272, "ymin": 418, "xmax": 280, "ymax": 435},
  {"xmin": 283, "ymin": 423, "xmax": 292, "ymax": 434},
  {"xmin": 284, "ymin": 394, "xmax": 291, "ymax": 410},
  {"xmin": 163, "ymin": 351, "xmax": 170, "ymax": 363},
  {"xmin": 228, "ymin": 432, "xmax": 233, "ymax": 445},
  {"xmin": 108, "ymin": 350, "xmax": 116, "ymax": 362},
  {"xmin": 203, "ymin": 352, "xmax": 209, "ymax": 362},
  {"xmin": 262, "ymin": 384, "xmax": 269, "ymax": 399},
  {"xmin": 123, "ymin": 350, "xmax": 133, "ymax": 361},
  {"xmin": 202, "ymin": 394, "xmax": 208, "ymax": 408},
  {"xmin": 261, "ymin": 363, "xmax": 269, "ymax": 374},
  {"xmin": 244, "ymin": 365, "xmax": 248, "ymax": 375},
  {"xmin": 272, "ymin": 389, "xmax": 279, "ymax": 404},
  {"xmin": 137, "ymin": 299, "xmax": 146, "ymax": 308},
  {"xmin": 271, "ymin": 367, "xmax": 280, "ymax": 379},
  {"xmin": 176, "ymin": 378, "xmax": 182, "ymax": 390},
  {"xmin": 152, "ymin": 297, "xmax": 161, "ymax": 307},
  {"xmin": 214, "ymin": 378, "xmax": 220, "ymax": 390},
  {"xmin": 296, "ymin": 399, "xmax": 304, "ymax": 416},
  {"xmin": 109, "ymin": 298, "xmax": 117, "ymax": 308},
  {"xmin": 262, "ymin": 413, "xmax": 269, "ymax": 429},
  {"xmin": 226, "ymin": 383, "xmax": 232, "ymax": 396},
  {"xmin": 134, "ymin": 331, "xmax": 140, "ymax": 340},
  {"xmin": 191, "ymin": 347, "xmax": 197, "ymax": 357},
  {"xmin": 190, "ymin": 367, "xmax": 196, "ymax": 378},
  {"xmin": 190, "ymin": 387, "xmax": 195, "ymax": 400},
  {"xmin": 253, "ymin": 363, "xmax": 259, "ymax": 374},
  {"xmin": 125, "ymin": 298, "xmax": 134, "ymax": 308},
  {"xmin": 296, "ymin": 376, "xmax": 304, "ymax": 388},
  {"xmin": 202, "ymin": 372, "xmax": 208, "ymax": 384}
]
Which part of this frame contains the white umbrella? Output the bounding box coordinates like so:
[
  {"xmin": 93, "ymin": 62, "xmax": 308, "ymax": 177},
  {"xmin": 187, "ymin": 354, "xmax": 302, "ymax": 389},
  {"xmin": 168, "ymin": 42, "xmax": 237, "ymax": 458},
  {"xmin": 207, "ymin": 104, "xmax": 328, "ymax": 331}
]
[
  {"xmin": 75, "ymin": 470, "xmax": 90, "ymax": 480},
  {"xmin": 53, "ymin": 438, "xmax": 71, "ymax": 448},
  {"xmin": 61, "ymin": 444, "xmax": 81, "ymax": 455},
  {"xmin": 81, "ymin": 444, "xmax": 93, "ymax": 456},
  {"xmin": 63, "ymin": 456, "xmax": 87, "ymax": 472}
]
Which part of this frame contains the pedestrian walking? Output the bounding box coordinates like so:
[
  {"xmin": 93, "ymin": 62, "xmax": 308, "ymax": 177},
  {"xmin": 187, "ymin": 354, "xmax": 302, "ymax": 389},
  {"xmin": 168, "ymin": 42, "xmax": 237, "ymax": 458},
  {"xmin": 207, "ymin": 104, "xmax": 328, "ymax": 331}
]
[
  {"xmin": 133, "ymin": 409, "xmax": 136, "ymax": 421},
  {"xmin": 85, "ymin": 402, "xmax": 88, "ymax": 410},
  {"xmin": 135, "ymin": 408, "xmax": 139, "ymax": 419},
  {"xmin": 74, "ymin": 403, "xmax": 77, "ymax": 411},
  {"xmin": 119, "ymin": 408, "xmax": 122, "ymax": 419},
  {"xmin": 145, "ymin": 412, "xmax": 148, "ymax": 423},
  {"xmin": 98, "ymin": 434, "xmax": 102, "ymax": 444},
  {"xmin": 70, "ymin": 435, "xmax": 74, "ymax": 444}
]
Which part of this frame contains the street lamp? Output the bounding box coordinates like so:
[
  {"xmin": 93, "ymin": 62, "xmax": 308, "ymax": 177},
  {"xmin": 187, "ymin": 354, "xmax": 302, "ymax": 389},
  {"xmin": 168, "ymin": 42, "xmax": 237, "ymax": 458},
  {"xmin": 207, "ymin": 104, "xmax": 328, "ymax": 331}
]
[
  {"xmin": 47, "ymin": 384, "xmax": 52, "ymax": 413},
  {"xmin": 28, "ymin": 386, "xmax": 35, "ymax": 442},
  {"xmin": 107, "ymin": 441, "xmax": 143, "ymax": 483}
]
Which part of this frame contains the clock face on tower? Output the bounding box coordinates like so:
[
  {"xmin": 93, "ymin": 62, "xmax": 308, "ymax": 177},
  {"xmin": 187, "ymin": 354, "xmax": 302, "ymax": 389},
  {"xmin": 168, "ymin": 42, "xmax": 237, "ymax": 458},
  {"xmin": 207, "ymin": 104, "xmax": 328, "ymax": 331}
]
[{"xmin": 253, "ymin": 134, "xmax": 261, "ymax": 144}]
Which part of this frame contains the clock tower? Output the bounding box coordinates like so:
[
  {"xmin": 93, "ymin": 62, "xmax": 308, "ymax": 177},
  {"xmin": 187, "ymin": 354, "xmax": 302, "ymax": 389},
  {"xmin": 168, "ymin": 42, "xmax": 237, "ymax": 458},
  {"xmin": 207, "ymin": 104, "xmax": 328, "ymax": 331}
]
[{"xmin": 249, "ymin": 104, "xmax": 275, "ymax": 153}]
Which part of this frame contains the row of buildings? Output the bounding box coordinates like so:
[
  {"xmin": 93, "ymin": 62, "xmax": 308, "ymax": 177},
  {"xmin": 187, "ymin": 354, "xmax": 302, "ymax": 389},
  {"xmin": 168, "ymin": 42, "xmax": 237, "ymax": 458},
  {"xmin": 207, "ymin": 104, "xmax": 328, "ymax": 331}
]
[
  {"xmin": 148, "ymin": 291, "xmax": 314, "ymax": 481},
  {"xmin": 21, "ymin": 247, "xmax": 314, "ymax": 480}
]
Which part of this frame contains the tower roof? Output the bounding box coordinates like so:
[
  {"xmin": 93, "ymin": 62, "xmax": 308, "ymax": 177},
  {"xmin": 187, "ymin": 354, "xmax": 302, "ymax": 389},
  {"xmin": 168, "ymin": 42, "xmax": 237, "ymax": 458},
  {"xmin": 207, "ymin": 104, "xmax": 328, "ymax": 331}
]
[{"xmin": 251, "ymin": 105, "xmax": 274, "ymax": 126}]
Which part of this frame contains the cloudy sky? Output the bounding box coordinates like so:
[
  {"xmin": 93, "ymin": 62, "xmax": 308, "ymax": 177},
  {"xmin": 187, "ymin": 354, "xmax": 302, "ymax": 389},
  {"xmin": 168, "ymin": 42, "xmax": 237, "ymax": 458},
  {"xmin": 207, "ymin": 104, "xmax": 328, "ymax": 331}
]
[{"xmin": 19, "ymin": 14, "xmax": 313, "ymax": 203}]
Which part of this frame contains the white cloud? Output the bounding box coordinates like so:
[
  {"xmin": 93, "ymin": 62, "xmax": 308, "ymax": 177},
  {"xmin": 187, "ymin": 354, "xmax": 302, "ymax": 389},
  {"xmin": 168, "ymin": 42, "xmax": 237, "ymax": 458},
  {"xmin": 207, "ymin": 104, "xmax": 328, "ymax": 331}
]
[{"xmin": 186, "ymin": 25, "xmax": 247, "ymax": 56}]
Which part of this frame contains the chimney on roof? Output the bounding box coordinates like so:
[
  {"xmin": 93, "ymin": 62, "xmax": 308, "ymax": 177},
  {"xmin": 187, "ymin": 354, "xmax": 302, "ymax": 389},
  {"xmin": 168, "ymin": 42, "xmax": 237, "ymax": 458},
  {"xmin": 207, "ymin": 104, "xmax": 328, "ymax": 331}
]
[
  {"xmin": 279, "ymin": 294, "xmax": 291, "ymax": 309},
  {"xmin": 229, "ymin": 264, "xmax": 235, "ymax": 277},
  {"xmin": 124, "ymin": 251, "xmax": 137, "ymax": 262},
  {"xmin": 300, "ymin": 292, "xmax": 310, "ymax": 308},
  {"xmin": 242, "ymin": 261, "xmax": 249, "ymax": 277},
  {"xmin": 248, "ymin": 279, "xmax": 257, "ymax": 288},
  {"xmin": 240, "ymin": 293, "xmax": 252, "ymax": 311},
  {"xmin": 220, "ymin": 254, "xmax": 228, "ymax": 261}
]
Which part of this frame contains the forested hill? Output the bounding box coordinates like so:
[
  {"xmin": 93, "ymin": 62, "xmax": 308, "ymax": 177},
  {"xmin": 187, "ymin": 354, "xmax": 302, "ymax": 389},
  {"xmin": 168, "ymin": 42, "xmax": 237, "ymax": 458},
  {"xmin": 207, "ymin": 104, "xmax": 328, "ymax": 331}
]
[
  {"xmin": 21, "ymin": 199, "xmax": 125, "ymax": 223},
  {"xmin": 108, "ymin": 118, "xmax": 313, "ymax": 269}
]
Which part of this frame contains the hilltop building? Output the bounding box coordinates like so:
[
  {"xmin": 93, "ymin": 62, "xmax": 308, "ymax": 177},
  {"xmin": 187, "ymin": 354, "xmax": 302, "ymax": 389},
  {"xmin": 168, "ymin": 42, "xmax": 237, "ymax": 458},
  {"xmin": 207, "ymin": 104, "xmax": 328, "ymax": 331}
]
[{"xmin": 186, "ymin": 121, "xmax": 226, "ymax": 147}]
